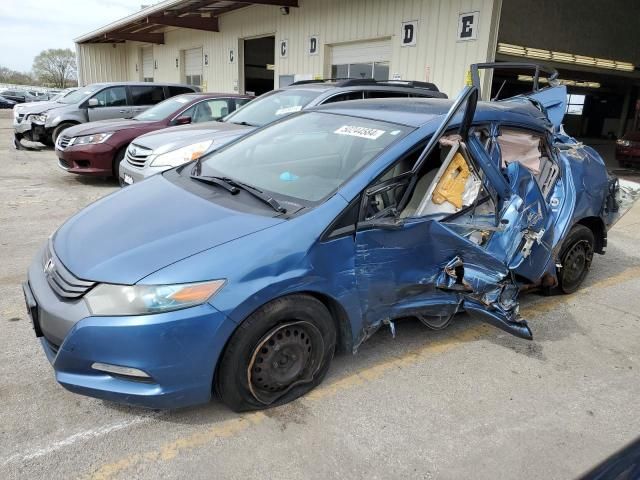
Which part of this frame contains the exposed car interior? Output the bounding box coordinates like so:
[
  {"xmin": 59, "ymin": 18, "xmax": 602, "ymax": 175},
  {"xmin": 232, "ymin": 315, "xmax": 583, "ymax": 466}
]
[{"xmin": 497, "ymin": 128, "xmax": 559, "ymax": 197}]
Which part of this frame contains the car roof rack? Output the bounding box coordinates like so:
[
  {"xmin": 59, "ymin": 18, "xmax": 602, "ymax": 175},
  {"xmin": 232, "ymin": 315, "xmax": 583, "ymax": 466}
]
[
  {"xmin": 289, "ymin": 78, "xmax": 352, "ymax": 86},
  {"xmin": 335, "ymin": 78, "xmax": 440, "ymax": 91},
  {"xmin": 289, "ymin": 78, "xmax": 440, "ymax": 91}
]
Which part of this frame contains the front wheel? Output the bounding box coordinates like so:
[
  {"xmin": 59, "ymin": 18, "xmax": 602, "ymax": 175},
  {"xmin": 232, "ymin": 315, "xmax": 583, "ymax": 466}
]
[
  {"xmin": 52, "ymin": 122, "xmax": 75, "ymax": 145},
  {"xmin": 216, "ymin": 294, "xmax": 336, "ymax": 412},
  {"xmin": 555, "ymin": 225, "xmax": 595, "ymax": 294},
  {"xmin": 112, "ymin": 147, "xmax": 127, "ymax": 178}
]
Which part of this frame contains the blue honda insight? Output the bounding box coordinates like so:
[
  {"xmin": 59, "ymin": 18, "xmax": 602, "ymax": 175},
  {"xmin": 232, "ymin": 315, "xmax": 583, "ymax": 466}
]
[{"xmin": 23, "ymin": 64, "xmax": 638, "ymax": 411}]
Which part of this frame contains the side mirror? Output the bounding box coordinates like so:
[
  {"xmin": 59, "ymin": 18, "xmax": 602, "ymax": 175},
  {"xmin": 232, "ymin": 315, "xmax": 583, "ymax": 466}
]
[
  {"xmin": 175, "ymin": 116, "xmax": 192, "ymax": 125},
  {"xmin": 88, "ymin": 98, "xmax": 99, "ymax": 107}
]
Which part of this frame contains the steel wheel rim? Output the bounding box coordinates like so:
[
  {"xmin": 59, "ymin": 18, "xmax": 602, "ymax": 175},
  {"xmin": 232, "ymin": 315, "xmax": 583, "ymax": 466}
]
[
  {"xmin": 247, "ymin": 320, "xmax": 324, "ymax": 405},
  {"xmin": 562, "ymin": 239, "xmax": 592, "ymax": 288}
]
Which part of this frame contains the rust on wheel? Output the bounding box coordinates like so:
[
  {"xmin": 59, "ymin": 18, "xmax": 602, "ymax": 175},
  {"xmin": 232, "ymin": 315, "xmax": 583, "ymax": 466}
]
[{"xmin": 247, "ymin": 321, "xmax": 324, "ymax": 405}]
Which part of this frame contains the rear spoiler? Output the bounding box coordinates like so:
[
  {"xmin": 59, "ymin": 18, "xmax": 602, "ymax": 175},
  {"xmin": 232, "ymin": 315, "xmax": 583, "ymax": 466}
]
[{"xmin": 470, "ymin": 62, "xmax": 559, "ymax": 99}]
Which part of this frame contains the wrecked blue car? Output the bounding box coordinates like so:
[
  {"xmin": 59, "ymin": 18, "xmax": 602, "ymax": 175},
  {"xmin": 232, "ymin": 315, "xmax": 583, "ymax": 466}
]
[{"xmin": 23, "ymin": 63, "xmax": 638, "ymax": 411}]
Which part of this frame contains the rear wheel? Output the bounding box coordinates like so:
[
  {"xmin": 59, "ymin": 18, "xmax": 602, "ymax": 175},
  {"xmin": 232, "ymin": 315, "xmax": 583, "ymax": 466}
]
[
  {"xmin": 555, "ymin": 225, "xmax": 595, "ymax": 294},
  {"xmin": 216, "ymin": 294, "xmax": 336, "ymax": 412}
]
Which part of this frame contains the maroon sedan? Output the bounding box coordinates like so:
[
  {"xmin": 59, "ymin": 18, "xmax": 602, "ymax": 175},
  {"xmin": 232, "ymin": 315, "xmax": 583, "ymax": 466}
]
[
  {"xmin": 616, "ymin": 130, "xmax": 640, "ymax": 168},
  {"xmin": 55, "ymin": 93, "xmax": 252, "ymax": 177}
]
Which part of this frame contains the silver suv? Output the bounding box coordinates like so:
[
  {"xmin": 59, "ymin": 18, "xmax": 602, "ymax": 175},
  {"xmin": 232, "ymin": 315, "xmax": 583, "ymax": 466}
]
[
  {"xmin": 119, "ymin": 78, "xmax": 447, "ymax": 185},
  {"xmin": 15, "ymin": 82, "xmax": 199, "ymax": 147}
]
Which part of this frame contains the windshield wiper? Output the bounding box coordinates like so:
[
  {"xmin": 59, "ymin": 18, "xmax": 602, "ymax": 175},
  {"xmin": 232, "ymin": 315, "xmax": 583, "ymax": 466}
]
[
  {"xmin": 229, "ymin": 178, "xmax": 287, "ymax": 214},
  {"xmin": 190, "ymin": 174, "xmax": 286, "ymax": 214},
  {"xmin": 230, "ymin": 120, "xmax": 258, "ymax": 127},
  {"xmin": 190, "ymin": 174, "xmax": 239, "ymax": 194}
]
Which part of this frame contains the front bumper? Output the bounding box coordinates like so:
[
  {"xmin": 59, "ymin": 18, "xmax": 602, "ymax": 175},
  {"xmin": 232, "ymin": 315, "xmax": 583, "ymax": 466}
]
[
  {"xmin": 25, "ymin": 251, "xmax": 236, "ymax": 409},
  {"xmin": 119, "ymin": 159, "xmax": 169, "ymax": 185},
  {"xmin": 57, "ymin": 143, "xmax": 118, "ymax": 176},
  {"xmin": 14, "ymin": 118, "xmax": 32, "ymax": 135}
]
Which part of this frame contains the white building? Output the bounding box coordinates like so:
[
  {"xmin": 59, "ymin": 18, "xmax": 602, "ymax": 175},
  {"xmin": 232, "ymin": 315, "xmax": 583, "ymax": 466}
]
[
  {"xmin": 75, "ymin": 0, "xmax": 501, "ymax": 98},
  {"xmin": 76, "ymin": 0, "xmax": 639, "ymax": 137}
]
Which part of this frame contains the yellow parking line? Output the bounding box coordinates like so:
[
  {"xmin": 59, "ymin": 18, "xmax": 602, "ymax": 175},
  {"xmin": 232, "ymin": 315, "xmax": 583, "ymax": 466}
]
[{"xmin": 88, "ymin": 264, "xmax": 640, "ymax": 479}]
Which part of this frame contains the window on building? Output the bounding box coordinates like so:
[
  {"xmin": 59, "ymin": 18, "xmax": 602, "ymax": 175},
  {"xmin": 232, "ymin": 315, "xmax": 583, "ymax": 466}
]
[
  {"xmin": 186, "ymin": 74, "xmax": 202, "ymax": 86},
  {"xmin": 330, "ymin": 62, "xmax": 390, "ymax": 80},
  {"xmin": 142, "ymin": 47, "xmax": 154, "ymax": 82},
  {"xmin": 566, "ymin": 94, "xmax": 586, "ymax": 115},
  {"xmin": 184, "ymin": 47, "xmax": 203, "ymax": 86},
  {"xmin": 130, "ymin": 85, "xmax": 165, "ymax": 106}
]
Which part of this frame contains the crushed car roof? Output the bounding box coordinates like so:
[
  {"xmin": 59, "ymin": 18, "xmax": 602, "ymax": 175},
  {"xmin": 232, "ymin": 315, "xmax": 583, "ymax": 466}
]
[{"xmin": 313, "ymin": 97, "xmax": 551, "ymax": 130}]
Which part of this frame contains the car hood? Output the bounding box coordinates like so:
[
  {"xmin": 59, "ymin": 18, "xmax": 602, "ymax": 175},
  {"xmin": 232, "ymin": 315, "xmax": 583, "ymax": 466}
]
[
  {"xmin": 64, "ymin": 119, "xmax": 158, "ymax": 137},
  {"xmin": 15, "ymin": 100, "xmax": 60, "ymax": 114},
  {"xmin": 132, "ymin": 121, "xmax": 253, "ymax": 154},
  {"xmin": 53, "ymin": 174, "xmax": 284, "ymax": 284}
]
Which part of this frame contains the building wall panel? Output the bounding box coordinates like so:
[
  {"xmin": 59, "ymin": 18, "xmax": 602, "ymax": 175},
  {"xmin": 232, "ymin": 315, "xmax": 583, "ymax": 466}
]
[{"xmin": 77, "ymin": 0, "xmax": 500, "ymax": 97}]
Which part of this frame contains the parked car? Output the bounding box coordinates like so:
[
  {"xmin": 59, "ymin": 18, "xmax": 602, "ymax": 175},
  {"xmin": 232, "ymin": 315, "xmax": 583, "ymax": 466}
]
[
  {"xmin": 0, "ymin": 89, "xmax": 39, "ymax": 103},
  {"xmin": 13, "ymin": 88, "xmax": 77, "ymax": 148},
  {"xmin": 119, "ymin": 78, "xmax": 447, "ymax": 185},
  {"xmin": 17, "ymin": 82, "xmax": 199, "ymax": 147},
  {"xmin": 616, "ymin": 130, "xmax": 640, "ymax": 167},
  {"xmin": 0, "ymin": 95, "xmax": 17, "ymax": 109},
  {"xmin": 56, "ymin": 93, "xmax": 252, "ymax": 178},
  {"xmin": 22, "ymin": 63, "xmax": 640, "ymax": 411}
]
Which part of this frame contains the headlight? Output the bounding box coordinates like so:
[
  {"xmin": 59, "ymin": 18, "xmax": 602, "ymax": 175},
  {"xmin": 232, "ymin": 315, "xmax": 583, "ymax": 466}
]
[
  {"xmin": 27, "ymin": 114, "xmax": 47, "ymax": 123},
  {"xmin": 150, "ymin": 140, "xmax": 213, "ymax": 167},
  {"xmin": 84, "ymin": 280, "xmax": 225, "ymax": 316},
  {"xmin": 72, "ymin": 132, "xmax": 114, "ymax": 146},
  {"xmin": 617, "ymin": 139, "xmax": 631, "ymax": 147}
]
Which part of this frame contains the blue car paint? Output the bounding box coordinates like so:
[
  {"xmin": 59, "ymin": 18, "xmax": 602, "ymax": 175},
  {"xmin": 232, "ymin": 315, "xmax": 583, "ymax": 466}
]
[
  {"xmin": 54, "ymin": 173, "xmax": 285, "ymax": 284},
  {"xmin": 27, "ymin": 86, "xmax": 625, "ymax": 408},
  {"xmin": 50, "ymin": 304, "xmax": 236, "ymax": 408}
]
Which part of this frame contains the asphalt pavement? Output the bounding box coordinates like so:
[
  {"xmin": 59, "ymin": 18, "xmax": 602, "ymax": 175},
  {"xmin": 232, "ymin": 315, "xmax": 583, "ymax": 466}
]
[{"xmin": 1, "ymin": 109, "xmax": 640, "ymax": 479}]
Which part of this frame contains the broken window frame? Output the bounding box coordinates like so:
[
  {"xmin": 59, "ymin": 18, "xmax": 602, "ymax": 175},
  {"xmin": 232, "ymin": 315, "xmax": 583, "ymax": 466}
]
[
  {"xmin": 358, "ymin": 126, "xmax": 499, "ymax": 228},
  {"xmin": 493, "ymin": 124, "xmax": 560, "ymax": 199}
]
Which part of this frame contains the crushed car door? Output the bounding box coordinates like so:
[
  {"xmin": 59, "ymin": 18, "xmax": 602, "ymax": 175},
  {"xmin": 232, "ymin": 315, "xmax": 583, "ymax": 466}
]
[{"xmin": 354, "ymin": 86, "xmax": 556, "ymax": 346}]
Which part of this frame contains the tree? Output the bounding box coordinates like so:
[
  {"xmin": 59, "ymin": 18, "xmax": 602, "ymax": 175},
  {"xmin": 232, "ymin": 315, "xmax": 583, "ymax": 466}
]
[
  {"xmin": 0, "ymin": 66, "xmax": 34, "ymax": 86},
  {"xmin": 32, "ymin": 49, "xmax": 77, "ymax": 88}
]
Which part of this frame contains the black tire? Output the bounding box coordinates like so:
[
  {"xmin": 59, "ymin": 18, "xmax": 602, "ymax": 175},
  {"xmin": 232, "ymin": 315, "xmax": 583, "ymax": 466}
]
[
  {"xmin": 52, "ymin": 122, "xmax": 75, "ymax": 145},
  {"xmin": 216, "ymin": 294, "xmax": 336, "ymax": 412},
  {"xmin": 41, "ymin": 137, "xmax": 55, "ymax": 148},
  {"xmin": 112, "ymin": 147, "xmax": 127, "ymax": 178},
  {"xmin": 553, "ymin": 224, "xmax": 595, "ymax": 295}
]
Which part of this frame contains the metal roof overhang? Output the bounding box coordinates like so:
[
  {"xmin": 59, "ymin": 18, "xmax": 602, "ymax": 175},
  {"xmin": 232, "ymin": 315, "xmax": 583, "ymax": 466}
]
[{"xmin": 74, "ymin": 0, "xmax": 298, "ymax": 44}]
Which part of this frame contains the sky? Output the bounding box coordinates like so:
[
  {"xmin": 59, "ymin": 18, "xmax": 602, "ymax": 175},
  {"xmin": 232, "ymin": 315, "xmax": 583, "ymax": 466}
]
[{"xmin": 0, "ymin": 0, "xmax": 152, "ymax": 72}]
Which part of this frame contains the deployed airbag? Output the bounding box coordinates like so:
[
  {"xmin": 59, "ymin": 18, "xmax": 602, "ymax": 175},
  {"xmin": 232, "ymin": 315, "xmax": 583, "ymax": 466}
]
[{"xmin": 498, "ymin": 130, "xmax": 542, "ymax": 175}]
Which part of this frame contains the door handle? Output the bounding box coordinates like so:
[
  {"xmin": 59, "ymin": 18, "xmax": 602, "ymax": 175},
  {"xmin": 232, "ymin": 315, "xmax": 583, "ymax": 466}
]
[{"xmin": 118, "ymin": 109, "xmax": 128, "ymax": 113}]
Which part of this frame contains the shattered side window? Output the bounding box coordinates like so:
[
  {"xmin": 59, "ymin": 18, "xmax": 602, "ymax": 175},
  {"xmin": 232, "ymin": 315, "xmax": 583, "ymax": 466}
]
[
  {"xmin": 400, "ymin": 135, "xmax": 498, "ymax": 247},
  {"xmin": 498, "ymin": 128, "xmax": 559, "ymax": 197},
  {"xmin": 402, "ymin": 136, "xmax": 484, "ymax": 218}
]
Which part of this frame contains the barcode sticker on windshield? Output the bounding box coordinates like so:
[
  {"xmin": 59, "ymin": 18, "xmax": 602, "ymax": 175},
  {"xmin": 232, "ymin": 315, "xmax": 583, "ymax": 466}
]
[
  {"xmin": 275, "ymin": 105, "xmax": 303, "ymax": 116},
  {"xmin": 334, "ymin": 125, "xmax": 385, "ymax": 140}
]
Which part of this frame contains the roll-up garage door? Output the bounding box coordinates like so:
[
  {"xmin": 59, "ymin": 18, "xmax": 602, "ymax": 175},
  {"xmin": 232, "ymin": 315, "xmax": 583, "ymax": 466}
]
[
  {"xmin": 330, "ymin": 38, "xmax": 391, "ymax": 81},
  {"xmin": 184, "ymin": 47, "xmax": 203, "ymax": 86},
  {"xmin": 142, "ymin": 47, "xmax": 153, "ymax": 82}
]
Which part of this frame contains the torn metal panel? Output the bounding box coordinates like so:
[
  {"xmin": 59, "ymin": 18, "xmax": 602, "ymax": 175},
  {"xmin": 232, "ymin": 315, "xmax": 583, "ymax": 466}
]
[{"xmin": 607, "ymin": 178, "xmax": 640, "ymax": 228}]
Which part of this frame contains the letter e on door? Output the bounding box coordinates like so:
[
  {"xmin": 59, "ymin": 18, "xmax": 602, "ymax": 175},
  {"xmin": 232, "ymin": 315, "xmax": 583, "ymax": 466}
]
[{"xmin": 457, "ymin": 12, "xmax": 479, "ymax": 41}]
